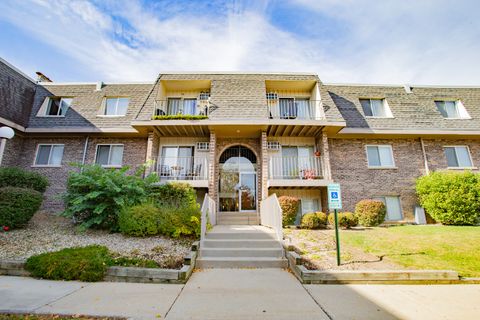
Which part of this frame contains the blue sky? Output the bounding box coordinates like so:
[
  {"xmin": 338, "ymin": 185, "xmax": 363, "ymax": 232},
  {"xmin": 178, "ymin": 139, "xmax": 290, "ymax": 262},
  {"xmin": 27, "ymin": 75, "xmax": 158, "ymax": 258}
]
[{"xmin": 0, "ymin": 0, "xmax": 479, "ymax": 84}]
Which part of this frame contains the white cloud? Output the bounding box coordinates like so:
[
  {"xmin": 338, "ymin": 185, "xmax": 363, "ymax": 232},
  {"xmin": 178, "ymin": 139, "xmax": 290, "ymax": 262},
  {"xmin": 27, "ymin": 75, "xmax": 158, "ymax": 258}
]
[{"xmin": 0, "ymin": 0, "xmax": 479, "ymax": 84}]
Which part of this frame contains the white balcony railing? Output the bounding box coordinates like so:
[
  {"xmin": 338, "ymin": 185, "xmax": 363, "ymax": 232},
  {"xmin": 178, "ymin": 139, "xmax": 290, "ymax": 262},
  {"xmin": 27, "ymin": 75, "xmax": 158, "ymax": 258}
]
[
  {"xmin": 152, "ymin": 156, "xmax": 208, "ymax": 180},
  {"xmin": 154, "ymin": 99, "xmax": 209, "ymax": 117},
  {"xmin": 267, "ymin": 99, "xmax": 323, "ymax": 120},
  {"xmin": 269, "ymin": 156, "xmax": 323, "ymax": 179}
]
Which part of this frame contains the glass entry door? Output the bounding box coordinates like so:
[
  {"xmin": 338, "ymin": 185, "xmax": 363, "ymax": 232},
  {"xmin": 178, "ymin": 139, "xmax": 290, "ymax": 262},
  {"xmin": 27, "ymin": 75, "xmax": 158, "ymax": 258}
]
[{"xmin": 239, "ymin": 173, "xmax": 256, "ymax": 211}]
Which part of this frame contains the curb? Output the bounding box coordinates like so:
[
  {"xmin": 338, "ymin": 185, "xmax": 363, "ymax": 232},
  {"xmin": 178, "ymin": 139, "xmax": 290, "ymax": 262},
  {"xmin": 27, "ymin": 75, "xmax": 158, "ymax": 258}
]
[{"xmin": 0, "ymin": 241, "xmax": 199, "ymax": 284}]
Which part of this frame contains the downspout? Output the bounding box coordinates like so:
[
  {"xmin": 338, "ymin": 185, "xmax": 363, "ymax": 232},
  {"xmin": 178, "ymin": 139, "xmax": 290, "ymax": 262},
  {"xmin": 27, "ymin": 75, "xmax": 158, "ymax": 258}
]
[
  {"xmin": 420, "ymin": 137, "xmax": 429, "ymax": 175},
  {"xmin": 81, "ymin": 136, "xmax": 89, "ymax": 168}
]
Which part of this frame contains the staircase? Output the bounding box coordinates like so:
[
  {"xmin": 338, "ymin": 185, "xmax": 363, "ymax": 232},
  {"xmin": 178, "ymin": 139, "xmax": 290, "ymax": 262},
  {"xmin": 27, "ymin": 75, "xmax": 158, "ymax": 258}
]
[
  {"xmin": 196, "ymin": 225, "xmax": 288, "ymax": 268},
  {"xmin": 217, "ymin": 212, "xmax": 259, "ymax": 225}
]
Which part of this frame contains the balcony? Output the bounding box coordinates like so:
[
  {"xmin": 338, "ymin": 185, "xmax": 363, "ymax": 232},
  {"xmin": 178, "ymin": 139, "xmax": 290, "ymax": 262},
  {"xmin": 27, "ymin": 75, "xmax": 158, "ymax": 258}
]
[
  {"xmin": 268, "ymin": 156, "xmax": 329, "ymax": 187},
  {"xmin": 151, "ymin": 156, "xmax": 209, "ymax": 188},
  {"xmin": 153, "ymin": 99, "xmax": 210, "ymax": 119},
  {"xmin": 267, "ymin": 99, "xmax": 323, "ymax": 120}
]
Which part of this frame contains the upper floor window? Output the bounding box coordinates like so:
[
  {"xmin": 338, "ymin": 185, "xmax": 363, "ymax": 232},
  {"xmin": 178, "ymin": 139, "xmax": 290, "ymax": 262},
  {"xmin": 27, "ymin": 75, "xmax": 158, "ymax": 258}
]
[
  {"xmin": 104, "ymin": 97, "xmax": 129, "ymax": 116},
  {"xmin": 167, "ymin": 98, "xmax": 198, "ymax": 115},
  {"xmin": 366, "ymin": 145, "xmax": 395, "ymax": 168},
  {"xmin": 444, "ymin": 146, "xmax": 473, "ymax": 168},
  {"xmin": 34, "ymin": 144, "xmax": 64, "ymax": 166},
  {"xmin": 360, "ymin": 98, "xmax": 393, "ymax": 118},
  {"xmin": 435, "ymin": 100, "xmax": 470, "ymax": 119},
  {"xmin": 38, "ymin": 97, "xmax": 72, "ymax": 117},
  {"xmin": 95, "ymin": 144, "xmax": 124, "ymax": 167}
]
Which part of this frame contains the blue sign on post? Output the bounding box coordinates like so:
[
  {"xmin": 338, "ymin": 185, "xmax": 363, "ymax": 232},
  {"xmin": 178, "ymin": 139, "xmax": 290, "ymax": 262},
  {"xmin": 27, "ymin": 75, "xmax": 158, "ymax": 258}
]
[{"xmin": 328, "ymin": 183, "xmax": 342, "ymax": 210}]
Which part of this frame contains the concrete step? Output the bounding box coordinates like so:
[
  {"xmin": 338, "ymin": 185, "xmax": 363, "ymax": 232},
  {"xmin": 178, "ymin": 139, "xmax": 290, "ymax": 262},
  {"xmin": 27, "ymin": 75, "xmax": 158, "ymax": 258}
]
[
  {"xmin": 217, "ymin": 220, "xmax": 259, "ymax": 226},
  {"xmin": 196, "ymin": 257, "xmax": 288, "ymax": 269},
  {"xmin": 205, "ymin": 232, "xmax": 275, "ymax": 240},
  {"xmin": 200, "ymin": 247, "xmax": 284, "ymax": 258},
  {"xmin": 201, "ymin": 239, "xmax": 282, "ymax": 248}
]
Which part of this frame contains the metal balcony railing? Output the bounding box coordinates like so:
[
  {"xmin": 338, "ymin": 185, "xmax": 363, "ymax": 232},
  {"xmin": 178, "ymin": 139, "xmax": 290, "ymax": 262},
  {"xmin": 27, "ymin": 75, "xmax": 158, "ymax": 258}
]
[
  {"xmin": 269, "ymin": 156, "xmax": 323, "ymax": 179},
  {"xmin": 267, "ymin": 99, "xmax": 323, "ymax": 120},
  {"xmin": 153, "ymin": 99, "xmax": 209, "ymax": 117},
  {"xmin": 151, "ymin": 156, "xmax": 209, "ymax": 180}
]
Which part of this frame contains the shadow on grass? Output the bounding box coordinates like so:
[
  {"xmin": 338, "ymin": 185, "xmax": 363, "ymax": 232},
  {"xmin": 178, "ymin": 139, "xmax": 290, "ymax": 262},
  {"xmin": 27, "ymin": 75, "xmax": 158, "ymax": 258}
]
[{"xmin": 341, "ymin": 251, "xmax": 427, "ymax": 265}]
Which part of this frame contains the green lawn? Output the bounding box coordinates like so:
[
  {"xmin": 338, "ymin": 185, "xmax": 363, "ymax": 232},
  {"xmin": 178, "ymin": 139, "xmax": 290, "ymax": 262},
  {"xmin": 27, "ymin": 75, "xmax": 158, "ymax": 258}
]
[{"xmin": 341, "ymin": 225, "xmax": 480, "ymax": 277}]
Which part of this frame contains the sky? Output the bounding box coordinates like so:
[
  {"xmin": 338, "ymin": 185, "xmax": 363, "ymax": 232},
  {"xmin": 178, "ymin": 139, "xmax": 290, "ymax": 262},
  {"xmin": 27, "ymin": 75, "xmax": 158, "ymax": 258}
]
[{"xmin": 0, "ymin": 0, "xmax": 479, "ymax": 85}]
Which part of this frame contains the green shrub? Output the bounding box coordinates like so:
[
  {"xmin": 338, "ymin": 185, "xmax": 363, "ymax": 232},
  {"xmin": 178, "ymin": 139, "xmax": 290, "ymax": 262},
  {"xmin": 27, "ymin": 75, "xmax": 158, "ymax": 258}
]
[
  {"xmin": 149, "ymin": 182, "xmax": 197, "ymax": 208},
  {"xmin": 301, "ymin": 213, "xmax": 320, "ymax": 229},
  {"xmin": 152, "ymin": 114, "xmax": 208, "ymax": 120},
  {"xmin": 416, "ymin": 171, "xmax": 480, "ymax": 225},
  {"xmin": 315, "ymin": 211, "xmax": 328, "ymax": 226},
  {"xmin": 328, "ymin": 211, "xmax": 358, "ymax": 229},
  {"xmin": 25, "ymin": 245, "xmax": 111, "ymax": 282},
  {"xmin": 355, "ymin": 199, "xmax": 387, "ymax": 227},
  {"xmin": 0, "ymin": 187, "xmax": 43, "ymax": 229},
  {"xmin": 110, "ymin": 256, "xmax": 159, "ymax": 268},
  {"xmin": 118, "ymin": 203, "xmax": 161, "ymax": 237},
  {"xmin": 157, "ymin": 205, "xmax": 201, "ymax": 238},
  {"xmin": 0, "ymin": 167, "xmax": 49, "ymax": 193},
  {"xmin": 278, "ymin": 196, "xmax": 300, "ymax": 226},
  {"xmin": 62, "ymin": 164, "xmax": 159, "ymax": 230}
]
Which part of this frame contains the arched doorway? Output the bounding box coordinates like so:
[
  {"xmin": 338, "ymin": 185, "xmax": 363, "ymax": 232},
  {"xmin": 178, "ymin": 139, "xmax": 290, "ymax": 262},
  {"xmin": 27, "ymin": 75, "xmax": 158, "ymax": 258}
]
[{"xmin": 218, "ymin": 145, "xmax": 257, "ymax": 212}]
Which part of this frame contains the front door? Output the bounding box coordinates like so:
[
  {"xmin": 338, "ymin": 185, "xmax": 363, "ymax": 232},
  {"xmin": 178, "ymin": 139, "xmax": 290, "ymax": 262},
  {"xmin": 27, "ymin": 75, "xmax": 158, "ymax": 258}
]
[{"xmin": 239, "ymin": 172, "xmax": 256, "ymax": 211}]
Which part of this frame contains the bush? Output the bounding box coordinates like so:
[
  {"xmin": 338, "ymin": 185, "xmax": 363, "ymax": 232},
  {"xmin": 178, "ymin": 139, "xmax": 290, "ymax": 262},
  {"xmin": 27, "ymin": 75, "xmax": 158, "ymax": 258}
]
[
  {"xmin": 278, "ymin": 196, "xmax": 300, "ymax": 226},
  {"xmin": 355, "ymin": 199, "xmax": 387, "ymax": 227},
  {"xmin": 149, "ymin": 182, "xmax": 197, "ymax": 208},
  {"xmin": 62, "ymin": 164, "xmax": 159, "ymax": 230},
  {"xmin": 157, "ymin": 205, "xmax": 201, "ymax": 238},
  {"xmin": 118, "ymin": 203, "xmax": 161, "ymax": 237},
  {"xmin": 0, "ymin": 187, "xmax": 43, "ymax": 229},
  {"xmin": 0, "ymin": 167, "xmax": 49, "ymax": 193},
  {"xmin": 315, "ymin": 211, "xmax": 328, "ymax": 226},
  {"xmin": 25, "ymin": 245, "xmax": 111, "ymax": 282},
  {"xmin": 328, "ymin": 211, "xmax": 358, "ymax": 229},
  {"xmin": 416, "ymin": 171, "xmax": 480, "ymax": 225}
]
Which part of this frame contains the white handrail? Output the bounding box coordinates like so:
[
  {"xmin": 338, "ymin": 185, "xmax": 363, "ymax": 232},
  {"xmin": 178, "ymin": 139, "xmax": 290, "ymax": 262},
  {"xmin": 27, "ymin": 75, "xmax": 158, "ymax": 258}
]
[
  {"xmin": 200, "ymin": 193, "xmax": 216, "ymax": 241},
  {"xmin": 260, "ymin": 193, "xmax": 283, "ymax": 241}
]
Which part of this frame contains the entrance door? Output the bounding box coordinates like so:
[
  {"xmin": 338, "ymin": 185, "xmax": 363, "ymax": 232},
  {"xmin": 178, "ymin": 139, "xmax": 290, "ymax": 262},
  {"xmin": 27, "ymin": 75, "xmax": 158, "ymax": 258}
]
[{"xmin": 239, "ymin": 173, "xmax": 256, "ymax": 211}]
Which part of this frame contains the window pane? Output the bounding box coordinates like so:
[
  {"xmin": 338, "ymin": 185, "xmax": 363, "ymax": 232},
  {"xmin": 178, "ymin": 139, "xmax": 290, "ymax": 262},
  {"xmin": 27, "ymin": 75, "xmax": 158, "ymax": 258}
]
[
  {"xmin": 96, "ymin": 146, "xmax": 110, "ymax": 165},
  {"xmin": 435, "ymin": 101, "xmax": 448, "ymax": 117},
  {"xmin": 366, "ymin": 146, "xmax": 381, "ymax": 166},
  {"xmin": 50, "ymin": 145, "xmax": 64, "ymax": 165},
  {"xmin": 371, "ymin": 99, "xmax": 386, "ymax": 117},
  {"xmin": 110, "ymin": 145, "xmax": 124, "ymax": 166},
  {"xmin": 444, "ymin": 147, "xmax": 459, "ymax": 167},
  {"xmin": 105, "ymin": 99, "xmax": 117, "ymax": 115},
  {"xmin": 279, "ymin": 98, "xmax": 296, "ymax": 118},
  {"xmin": 59, "ymin": 98, "xmax": 72, "ymax": 116},
  {"xmin": 36, "ymin": 145, "xmax": 51, "ymax": 165},
  {"xmin": 183, "ymin": 99, "xmax": 197, "ymax": 115},
  {"xmin": 296, "ymin": 99, "xmax": 310, "ymax": 119},
  {"xmin": 444, "ymin": 101, "xmax": 459, "ymax": 118},
  {"xmin": 360, "ymin": 99, "xmax": 373, "ymax": 116},
  {"xmin": 378, "ymin": 146, "xmax": 394, "ymax": 166},
  {"xmin": 455, "ymin": 147, "xmax": 472, "ymax": 167},
  {"xmin": 385, "ymin": 197, "xmax": 402, "ymax": 221},
  {"xmin": 116, "ymin": 98, "xmax": 129, "ymax": 115},
  {"xmin": 168, "ymin": 98, "xmax": 181, "ymax": 115},
  {"xmin": 47, "ymin": 99, "xmax": 60, "ymax": 115}
]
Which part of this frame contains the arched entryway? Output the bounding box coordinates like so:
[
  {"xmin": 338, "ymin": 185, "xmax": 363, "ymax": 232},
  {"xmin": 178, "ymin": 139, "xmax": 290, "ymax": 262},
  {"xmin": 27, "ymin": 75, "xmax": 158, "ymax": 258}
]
[{"xmin": 218, "ymin": 145, "xmax": 257, "ymax": 212}]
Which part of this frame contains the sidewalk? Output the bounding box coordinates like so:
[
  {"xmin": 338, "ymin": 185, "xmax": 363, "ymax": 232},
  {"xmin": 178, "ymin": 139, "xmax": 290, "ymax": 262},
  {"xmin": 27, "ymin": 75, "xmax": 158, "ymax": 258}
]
[{"xmin": 1, "ymin": 271, "xmax": 480, "ymax": 319}]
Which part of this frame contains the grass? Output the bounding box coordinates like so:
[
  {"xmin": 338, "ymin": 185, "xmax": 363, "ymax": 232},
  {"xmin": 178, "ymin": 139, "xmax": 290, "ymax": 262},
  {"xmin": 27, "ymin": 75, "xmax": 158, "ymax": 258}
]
[{"xmin": 341, "ymin": 225, "xmax": 480, "ymax": 277}]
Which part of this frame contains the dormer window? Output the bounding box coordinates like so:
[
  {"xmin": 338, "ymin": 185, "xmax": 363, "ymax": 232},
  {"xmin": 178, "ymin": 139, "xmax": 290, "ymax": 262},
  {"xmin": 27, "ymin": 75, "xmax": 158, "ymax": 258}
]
[
  {"xmin": 360, "ymin": 98, "xmax": 393, "ymax": 118},
  {"xmin": 104, "ymin": 97, "xmax": 129, "ymax": 116},
  {"xmin": 435, "ymin": 100, "xmax": 470, "ymax": 119},
  {"xmin": 38, "ymin": 97, "xmax": 72, "ymax": 117}
]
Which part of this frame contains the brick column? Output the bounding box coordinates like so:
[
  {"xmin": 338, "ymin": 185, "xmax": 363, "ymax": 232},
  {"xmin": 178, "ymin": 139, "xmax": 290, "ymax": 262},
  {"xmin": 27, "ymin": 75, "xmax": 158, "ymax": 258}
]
[
  {"xmin": 260, "ymin": 131, "xmax": 269, "ymax": 201},
  {"xmin": 317, "ymin": 132, "xmax": 332, "ymax": 181},
  {"xmin": 145, "ymin": 131, "xmax": 159, "ymax": 174},
  {"xmin": 208, "ymin": 132, "xmax": 216, "ymax": 200}
]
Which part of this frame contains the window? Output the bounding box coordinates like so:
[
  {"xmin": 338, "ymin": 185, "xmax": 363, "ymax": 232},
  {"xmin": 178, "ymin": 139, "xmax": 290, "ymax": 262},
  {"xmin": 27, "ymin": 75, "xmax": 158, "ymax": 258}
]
[
  {"xmin": 104, "ymin": 97, "xmax": 129, "ymax": 116},
  {"xmin": 295, "ymin": 198, "xmax": 320, "ymax": 225},
  {"xmin": 444, "ymin": 146, "xmax": 473, "ymax": 168},
  {"xmin": 374, "ymin": 196, "xmax": 403, "ymax": 221},
  {"xmin": 44, "ymin": 97, "xmax": 72, "ymax": 116},
  {"xmin": 34, "ymin": 144, "xmax": 64, "ymax": 166},
  {"xmin": 166, "ymin": 98, "xmax": 198, "ymax": 115},
  {"xmin": 360, "ymin": 99, "xmax": 393, "ymax": 118},
  {"xmin": 435, "ymin": 100, "xmax": 470, "ymax": 119},
  {"xmin": 95, "ymin": 145, "xmax": 124, "ymax": 167},
  {"xmin": 366, "ymin": 145, "xmax": 395, "ymax": 168},
  {"xmin": 160, "ymin": 146, "xmax": 195, "ymax": 178},
  {"xmin": 280, "ymin": 146, "xmax": 317, "ymax": 179}
]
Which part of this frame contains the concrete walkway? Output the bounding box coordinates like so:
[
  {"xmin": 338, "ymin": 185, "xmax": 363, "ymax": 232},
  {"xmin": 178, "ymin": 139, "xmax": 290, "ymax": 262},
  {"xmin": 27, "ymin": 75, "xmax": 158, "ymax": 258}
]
[{"xmin": 1, "ymin": 272, "xmax": 480, "ymax": 319}]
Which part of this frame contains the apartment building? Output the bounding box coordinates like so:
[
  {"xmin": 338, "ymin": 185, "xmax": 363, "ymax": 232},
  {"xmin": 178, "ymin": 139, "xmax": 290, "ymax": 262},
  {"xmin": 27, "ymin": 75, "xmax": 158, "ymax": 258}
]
[{"xmin": 2, "ymin": 57, "xmax": 480, "ymax": 224}]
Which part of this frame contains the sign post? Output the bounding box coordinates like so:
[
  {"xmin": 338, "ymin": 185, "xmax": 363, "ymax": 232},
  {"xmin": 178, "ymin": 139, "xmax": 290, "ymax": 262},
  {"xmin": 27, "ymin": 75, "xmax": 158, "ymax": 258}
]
[{"xmin": 327, "ymin": 183, "xmax": 342, "ymax": 266}]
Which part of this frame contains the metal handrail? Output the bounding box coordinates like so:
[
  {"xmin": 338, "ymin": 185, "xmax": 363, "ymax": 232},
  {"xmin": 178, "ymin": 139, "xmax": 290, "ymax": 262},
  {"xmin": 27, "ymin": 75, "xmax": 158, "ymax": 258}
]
[
  {"xmin": 267, "ymin": 99, "xmax": 324, "ymax": 120},
  {"xmin": 269, "ymin": 156, "xmax": 323, "ymax": 179},
  {"xmin": 154, "ymin": 99, "xmax": 209, "ymax": 117},
  {"xmin": 152, "ymin": 156, "xmax": 209, "ymax": 180}
]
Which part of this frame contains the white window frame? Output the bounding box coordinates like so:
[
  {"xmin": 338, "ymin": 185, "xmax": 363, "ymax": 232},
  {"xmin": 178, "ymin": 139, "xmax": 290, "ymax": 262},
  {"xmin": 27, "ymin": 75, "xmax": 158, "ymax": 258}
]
[
  {"xmin": 365, "ymin": 145, "xmax": 396, "ymax": 169},
  {"xmin": 98, "ymin": 97, "xmax": 129, "ymax": 117},
  {"xmin": 435, "ymin": 100, "xmax": 471, "ymax": 119},
  {"xmin": 33, "ymin": 144, "xmax": 64, "ymax": 167},
  {"xmin": 94, "ymin": 144, "xmax": 124, "ymax": 168},
  {"xmin": 37, "ymin": 97, "xmax": 73, "ymax": 117},
  {"xmin": 443, "ymin": 145, "xmax": 475, "ymax": 169},
  {"xmin": 374, "ymin": 196, "xmax": 403, "ymax": 221},
  {"xmin": 359, "ymin": 98, "xmax": 394, "ymax": 118}
]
